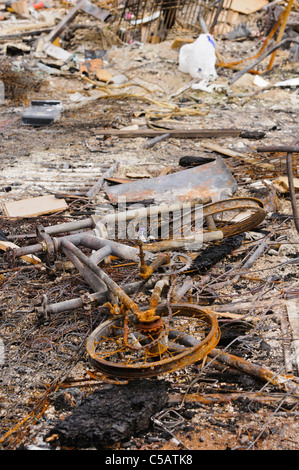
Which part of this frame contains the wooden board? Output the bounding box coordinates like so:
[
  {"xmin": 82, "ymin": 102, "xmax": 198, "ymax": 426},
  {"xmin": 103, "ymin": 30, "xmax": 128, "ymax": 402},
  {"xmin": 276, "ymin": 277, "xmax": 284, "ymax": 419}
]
[
  {"xmin": 226, "ymin": 0, "xmax": 269, "ymax": 15},
  {"xmin": 2, "ymin": 195, "xmax": 68, "ymax": 218},
  {"xmin": 273, "ymin": 176, "xmax": 299, "ymax": 193},
  {"xmin": 200, "ymin": 143, "xmax": 243, "ymax": 158},
  {"xmin": 0, "ymin": 240, "xmax": 41, "ymax": 264},
  {"xmin": 96, "ymin": 128, "xmax": 242, "ymax": 138}
]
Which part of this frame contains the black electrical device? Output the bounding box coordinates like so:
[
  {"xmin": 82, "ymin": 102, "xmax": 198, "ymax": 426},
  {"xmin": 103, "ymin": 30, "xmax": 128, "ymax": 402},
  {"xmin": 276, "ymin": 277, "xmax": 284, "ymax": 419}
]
[{"xmin": 22, "ymin": 100, "xmax": 63, "ymax": 126}]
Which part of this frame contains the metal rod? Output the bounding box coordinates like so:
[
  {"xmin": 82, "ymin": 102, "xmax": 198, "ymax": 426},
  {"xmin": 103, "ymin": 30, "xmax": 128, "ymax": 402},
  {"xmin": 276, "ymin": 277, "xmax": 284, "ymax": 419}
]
[
  {"xmin": 99, "ymin": 198, "xmax": 210, "ymax": 225},
  {"xmin": 229, "ymin": 37, "xmax": 299, "ymax": 85},
  {"xmin": 60, "ymin": 239, "xmax": 141, "ymax": 317},
  {"xmin": 45, "ymin": 218, "xmax": 94, "ymax": 235},
  {"xmin": 78, "ymin": 234, "xmax": 142, "ymax": 262},
  {"xmin": 35, "ymin": 279, "xmax": 155, "ymax": 316},
  {"xmin": 61, "ymin": 244, "xmax": 106, "ymax": 292},
  {"xmin": 209, "ymin": 348, "xmax": 299, "ymax": 396},
  {"xmin": 85, "ymin": 162, "xmax": 119, "ymax": 200},
  {"xmin": 89, "ymin": 245, "xmax": 112, "ymax": 265},
  {"xmin": 257, "ymin": 146, "xmax": 299, "ymax": 153},
  {"xmin": 286, "ymin": 151, "xmax": 299, "ymax": 234}
]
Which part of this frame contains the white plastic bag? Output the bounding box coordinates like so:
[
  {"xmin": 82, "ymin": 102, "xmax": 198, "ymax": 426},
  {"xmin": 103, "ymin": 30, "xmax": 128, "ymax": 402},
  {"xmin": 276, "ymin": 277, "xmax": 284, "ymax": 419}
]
[{"xmin": 179, "ymin": 34, "xmax": 217, "ymax": 89}]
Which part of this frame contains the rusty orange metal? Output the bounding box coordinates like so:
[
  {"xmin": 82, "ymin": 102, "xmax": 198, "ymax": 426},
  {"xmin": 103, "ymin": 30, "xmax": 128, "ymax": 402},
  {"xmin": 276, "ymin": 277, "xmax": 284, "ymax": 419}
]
[{"xmin": 86, "ymin": 303, "xmax": 221, "ymax": 379}]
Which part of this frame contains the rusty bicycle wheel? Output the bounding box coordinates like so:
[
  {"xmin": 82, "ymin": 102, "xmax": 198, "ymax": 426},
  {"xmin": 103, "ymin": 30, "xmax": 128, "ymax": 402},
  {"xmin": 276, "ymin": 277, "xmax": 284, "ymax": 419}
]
[
  {"xmin": 201, "ymin": 197, "xmax": 266, "ymax": 237},
  {"xmin": 86, "ymin": 303, "xmax": 220, "ymax": 379}
]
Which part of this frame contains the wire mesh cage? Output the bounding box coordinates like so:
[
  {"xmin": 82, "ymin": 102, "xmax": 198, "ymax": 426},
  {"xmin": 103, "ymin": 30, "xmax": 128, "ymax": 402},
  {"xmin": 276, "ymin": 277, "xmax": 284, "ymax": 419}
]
[{"xmin": 116, "ymin": 0, "xmax": 234, "ymax": 43}]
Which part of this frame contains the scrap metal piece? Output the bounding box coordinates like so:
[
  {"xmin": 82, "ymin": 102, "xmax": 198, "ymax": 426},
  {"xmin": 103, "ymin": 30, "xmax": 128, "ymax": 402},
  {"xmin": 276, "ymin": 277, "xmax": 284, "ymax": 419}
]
[
  {"xmin": 209, "ymin": 348, "xmax": 299, "ymax": 396},
  {"xmin": 105, "ymin": 157, "xmax": 238, "ymax": 204},
  {"xmin": 35, "ymin": 279, "xmax": 156, "ymax": 317},
  {"xmin": 81, "ymin": 0, "xmax": 110, "ymax": 21},
  {"xmin": 45, "ymin": 0, "xmax": 110, "ymax": 44},
  {"xmin": 45, "ymin": 0, "xmax": 85, "ymax": 43},
  {"xmin": 156, "ymin": 252, "xmax": 193, "ymax": 276},
  {"xmin": 200, "ymin": 197, "xmax": 266, "ymax": 238}
]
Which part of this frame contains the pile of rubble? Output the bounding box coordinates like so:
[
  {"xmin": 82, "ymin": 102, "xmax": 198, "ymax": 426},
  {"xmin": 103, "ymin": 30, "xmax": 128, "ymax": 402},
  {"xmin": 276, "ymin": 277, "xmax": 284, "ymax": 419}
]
[{"xmin": 0, "ymin": 0, "xmax": 299, "ymax": 452}]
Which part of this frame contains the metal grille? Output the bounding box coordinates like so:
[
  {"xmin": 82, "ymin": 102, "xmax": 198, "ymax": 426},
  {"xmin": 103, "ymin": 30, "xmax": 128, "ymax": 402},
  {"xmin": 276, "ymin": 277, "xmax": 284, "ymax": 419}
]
[{"xmin": 116, "ymin": 0, "xmax": 233, "ymax": 43}]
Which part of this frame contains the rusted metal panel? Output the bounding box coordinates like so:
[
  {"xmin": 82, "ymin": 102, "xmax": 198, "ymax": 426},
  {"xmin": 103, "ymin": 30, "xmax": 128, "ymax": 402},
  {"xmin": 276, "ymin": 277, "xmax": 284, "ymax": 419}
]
[{"xmin": 105, "ymin": 157, "xmax": 238, "ymax": 204}]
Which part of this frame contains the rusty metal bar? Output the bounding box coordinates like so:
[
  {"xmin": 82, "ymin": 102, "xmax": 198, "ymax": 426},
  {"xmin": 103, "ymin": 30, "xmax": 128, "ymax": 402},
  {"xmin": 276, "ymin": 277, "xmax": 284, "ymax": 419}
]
[
  {"xmin": 149, "ymin": 278, "xmax": 169, "ymax": 311},
  {"xmin": 143, "ymin": 232, "xmax": 224, "ymax": 253},
  {"xmin": 267, "ymin": 0, "xmax": 295, "ymax": 71},
  {"xmin": 60, "ymin": 239, "xmax": 142, "ymax": 317},
  {"xmin": 257, "ymin": 146, "xmax": 299, "ymax": 153},
  {"xmin": 77, "ymin": 234, "xmax": 142, "ymax": 263},
  {"xmin": 8, "ymin": 231, "xmax": 92, "ymax": 260},
  {"xmin": 44, "ymin": 199, "xmax": 208, "ymax": 237},
  {"xmin": 169, "ymin": 392, "xmax": 298, "ymax": 406},
  {"xmin": 209, "ymin": 348, "xmax": 299, "ymax": 396},
  {"xmin": 45, "ymin": 218, "xmax": 95, "ymax": 235},
  {"xmin": 35, "ymin": 279, "xmax": 155, "ymax": 317},
  {"xmin": 256, "ymin": 144, "xmax": 299, "ymax": 234},
  {"xmin": 10, "ymin": 231, "xmax": 145, "ymax": 264},
  {"xmin": 61, "ymin": 244, "xmax": 106, "ymax": 292},
  {"xmin": 229, "ymin": 37, "xmax": 299, "ymax": 85},
  {"xmin": 89, "ymin": 245, "xmax": 111, "ymax": 265},
  {"xmin": 99, "ymin": 198, "xmax": 211, "ymax": 225},
  {"xmin": 286, "ymin": 151, "xmax": 299, "ymax": 234},
  {"xmin": 139, "ymin": 252, "xmax": 171, "ymax": 279}
]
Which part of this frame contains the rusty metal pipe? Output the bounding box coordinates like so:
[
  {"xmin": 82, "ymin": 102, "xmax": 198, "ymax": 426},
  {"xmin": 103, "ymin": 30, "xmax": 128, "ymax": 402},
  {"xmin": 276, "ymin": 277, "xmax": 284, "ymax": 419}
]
[
  {"xmin": 89, "ymin": 245, "xmax": 112, "ymax": 265},
  {"xmin": 42, "ymin": 199, "xmax": 208, "ymax": 237},
  {"xmin": 168, "ymin": 329, "xmax": 199, "ymax": 347},
  {"xmin": 209, "ymin": 348, "xmax": 299, "ymax": 396},
  {"xmin": 36, "ymin": 280, "xmax": 152, "ymax": 316},
  {"xmin": 167, "ymin": 331, "xmax": 299, "ymax": 395},
  {"xmin": 149, "ymin": 278, "xmax": 169, "ymax": 310},
  {"xmin": 139, "ymin": 252, "xmax": 170, "ymax": 279},
  {"xmin": 257, "ymin": 146, "xmax": 299, "ymax": 153},
  {"xmin": 286, "ymin": 151, "xmax": 299, "ymax": 234},
  {"xmin": 45, "ymin": 218, "xmax": 95, "ymax": 235},
  {"xmin": 35, "ymin": 279, "xmax": 155, "ymax": 316},
  {"xmin": 10, "ymin": 243, "xmax": 45, "ymax": 258},
  {"xmin": 169, "ymin": 392, "xmax": 299, "ymax": 406},
  {"xmin": 11, "ymin": 231, "xmax": 146, "ymax": 265},
  {"xmin": 61, "ymin": 244, "xmax": 106, "ymax": 292},
  {"xmin": 10, "ymin": 232, "xmax": 92, "ymax": 259},
  {"xmin": 78, "ymin": 234, "xmax": 142, "ymax": 263},
  {"xmin": 60, "ymin": 239, "xmax": 141, "ymax": 317},
  {"xmin": 99, "ymin": 198, "xmax": 209, "ymax": 225},
  {"xmin": 143, "ymin": 232, "xmax": 223, "ymax": 253}
]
